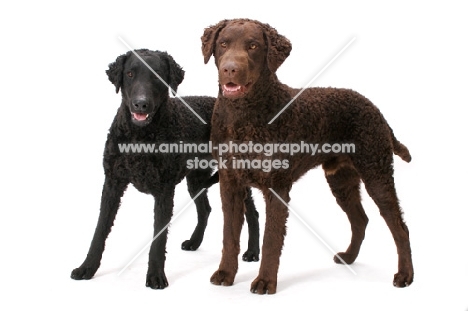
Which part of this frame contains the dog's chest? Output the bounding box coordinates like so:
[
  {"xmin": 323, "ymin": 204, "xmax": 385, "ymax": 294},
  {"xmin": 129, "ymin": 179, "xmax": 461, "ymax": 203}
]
[
  {"xmin": 213, "ymin": 123, "xmax": 289, "ymax": 185},
  {"xmin": 217, "ymin": 113, "xmax": 285, "ymax": 140},
  {"xmin": 127, "ymin": 153, "xmax": 186, "ymax": 192},
  {"xmin": 106, "ymin": 131, "xmax": 189, "ymax": 193}
]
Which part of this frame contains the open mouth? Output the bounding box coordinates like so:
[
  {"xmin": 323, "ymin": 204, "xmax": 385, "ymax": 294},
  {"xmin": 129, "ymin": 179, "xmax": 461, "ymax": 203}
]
[
  {"xmin": 222, "ymin": 82, "xmax": 252, "ymax": 98},
  {"xmin": 132, "ymin": 113, "xmax": 149, "ymax": 121},
  {"xmin": 131, "ymin": 112, "xmax": 154, "ymax": 126}
]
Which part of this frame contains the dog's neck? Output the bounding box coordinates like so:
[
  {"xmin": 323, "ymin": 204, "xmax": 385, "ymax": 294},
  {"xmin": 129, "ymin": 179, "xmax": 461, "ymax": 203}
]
[{"xmin": 212, "ymin": 72, "xmax": 296, "ymax": 145}]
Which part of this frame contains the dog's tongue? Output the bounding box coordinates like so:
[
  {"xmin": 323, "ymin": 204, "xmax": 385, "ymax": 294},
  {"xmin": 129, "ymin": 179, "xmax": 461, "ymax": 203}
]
[{"xmin": 133, "ymin": 113, "xmax": 148, "ymax": 121}]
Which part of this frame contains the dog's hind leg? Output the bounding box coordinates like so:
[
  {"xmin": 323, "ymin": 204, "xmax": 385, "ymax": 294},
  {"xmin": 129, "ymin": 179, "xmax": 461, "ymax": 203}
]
[
  {"xmin": 324, "ymin": 164, "xmax": 368, "ymax": 265},
  {"xmin": 71, "ymin": 177, "xmax": 128, "ymax": 280},
  {"xmin": 146, "ymin": 185, "xmax": 176, "ymax": 289},
  {"xmin": 181, "ymin": 170, "xmax": 213, "ymax": 251},
  {"xmin": 358, "ymin": 159, "xmax": 414, "ymax": 287},
  {"xmin": 242, "ymin": 187, "xmax": 260, "ymax": 262}
]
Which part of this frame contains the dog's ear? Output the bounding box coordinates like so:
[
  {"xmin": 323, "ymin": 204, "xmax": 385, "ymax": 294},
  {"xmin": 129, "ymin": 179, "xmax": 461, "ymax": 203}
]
[
  {"xmin": 161, "ymin": 51, "xmax": 185, "ymax": 96},
  {"xmin": 106, "ymin": 52, "xmax": 129, "ymax": 94},
  {"xmin": 262, "ymin": 23, "xmax": 292, "ymax": 73},
  {"xmin": 201, "ymin": 20, "xmax": 228, "ymax": 64}
]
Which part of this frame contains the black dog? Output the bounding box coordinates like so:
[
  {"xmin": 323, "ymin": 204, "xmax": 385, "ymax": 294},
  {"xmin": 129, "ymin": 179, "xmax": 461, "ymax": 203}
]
[{"xmin": 71, "ymin": 49, "xmax": 260, "ymax": 289}]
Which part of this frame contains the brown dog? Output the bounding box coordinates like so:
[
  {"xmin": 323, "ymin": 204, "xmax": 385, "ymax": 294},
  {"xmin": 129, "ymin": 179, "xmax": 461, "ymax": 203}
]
[{"xmin": 202, "ymin": 18, "xmax": 413, "ymax": 294}]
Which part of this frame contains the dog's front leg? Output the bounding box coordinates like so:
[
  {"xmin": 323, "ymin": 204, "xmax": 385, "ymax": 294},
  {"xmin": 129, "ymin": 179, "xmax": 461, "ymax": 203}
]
[
  {"xmin": 71, "ymin": 177, "xmax": 128, "ymax": 280},
  {"xmin": 146, "ymin": 186, "xmax": 175, "ymax": 289},
  {"xmin": 251, "ymin": 188, "xmax": 290, "ymax": 295},
  {"xmin": 210, "ymin": 179, "xmax": 246, "ymax": 286}
]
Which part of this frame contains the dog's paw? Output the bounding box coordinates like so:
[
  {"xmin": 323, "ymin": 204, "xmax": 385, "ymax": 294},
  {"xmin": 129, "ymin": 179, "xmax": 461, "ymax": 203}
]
[
  {"xmin": 210, "ymin": 270, "xmax": 235, "ymax": 286},
  {"xmin": 242, "ymin": 249, "xmax": 260, "ymax": 262},
  {"xmin": 250, "ymin": 276, "xmax": 277, "ymax": 295},
  {"xmin": 146, "ymin": 272, "xmax": 169, "ymax": 289},
  {"xmin": 181, "ymin": 239, "xmax": 200, "ymax": 251},
  {"xmin": 70, "ymin": 265, "xmax": 98, "ymax": 280},
  {"xmin": 333, "ymin": 252, "xmax": 357, "ymax": 265},
  {"xmin": 393, "ymin": 272, "xmax": 413, "ymax": 288}
]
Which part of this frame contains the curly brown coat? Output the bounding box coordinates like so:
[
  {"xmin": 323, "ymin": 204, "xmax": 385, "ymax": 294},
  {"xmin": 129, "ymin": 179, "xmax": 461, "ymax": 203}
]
[{"xmin": 202, "ymin": 18, "xmax": 413, "ymax": 294}]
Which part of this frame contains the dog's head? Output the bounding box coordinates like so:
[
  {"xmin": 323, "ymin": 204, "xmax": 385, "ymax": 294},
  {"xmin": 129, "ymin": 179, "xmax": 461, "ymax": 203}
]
[
  {"xmin": 106, "ymin": 49, "xmax": 184, "ymax": 126},
  {"xmin": 202, "ymin": 19, "xmax": 292, "ymax": 100}
]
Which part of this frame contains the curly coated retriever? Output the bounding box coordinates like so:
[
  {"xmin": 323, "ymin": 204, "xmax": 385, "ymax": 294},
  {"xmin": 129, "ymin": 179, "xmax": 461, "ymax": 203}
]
[
  {"xmin": 71, "ymin": 49, "xmax": 259, "ymax": 289},
  {"xmin": 202, "ymin": 19, "xmax": 413, "ymax": 294}
]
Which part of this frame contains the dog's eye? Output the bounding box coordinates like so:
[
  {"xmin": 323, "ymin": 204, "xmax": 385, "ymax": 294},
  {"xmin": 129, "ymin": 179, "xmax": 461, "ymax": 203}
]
[
  {"xmin": 127, "ymin": 71, "xmax": 133, "ymax": 78},
  {"xmin": 249, "ymin": 43, "xmax": 257, "ymax": 50},
  {"xmin": 220, "ymin": 42, "xmax": 227, "ymax": 48}
]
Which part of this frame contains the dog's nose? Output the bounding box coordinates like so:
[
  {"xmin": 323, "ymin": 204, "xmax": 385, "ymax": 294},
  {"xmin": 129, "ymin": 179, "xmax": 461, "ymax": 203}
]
[
  {"xmin": 132, "ymin": 99, "xmax": 148, "ymax": 111},
  {"xmin": 222, "ymin": 61, "xmax": 238, "ymax": 77}
]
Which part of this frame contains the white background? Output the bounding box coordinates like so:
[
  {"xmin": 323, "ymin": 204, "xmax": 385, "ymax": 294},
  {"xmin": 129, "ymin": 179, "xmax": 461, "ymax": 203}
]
[{"xmin": 1, "ymin": 1, "xmax": 467, "ymax": 310}]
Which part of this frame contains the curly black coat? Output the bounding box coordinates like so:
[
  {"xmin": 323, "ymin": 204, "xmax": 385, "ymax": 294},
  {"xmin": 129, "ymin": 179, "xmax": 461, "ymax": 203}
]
[{"xmin": 71, "ymin": 49, "xmax": 259, "ymax": 289}]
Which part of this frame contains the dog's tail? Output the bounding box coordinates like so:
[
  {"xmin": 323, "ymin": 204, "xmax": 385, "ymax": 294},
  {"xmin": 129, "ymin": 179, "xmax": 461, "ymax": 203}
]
[{"xmin": 390, "ymin": 128, "xmax": 411, "ymax": 162}]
